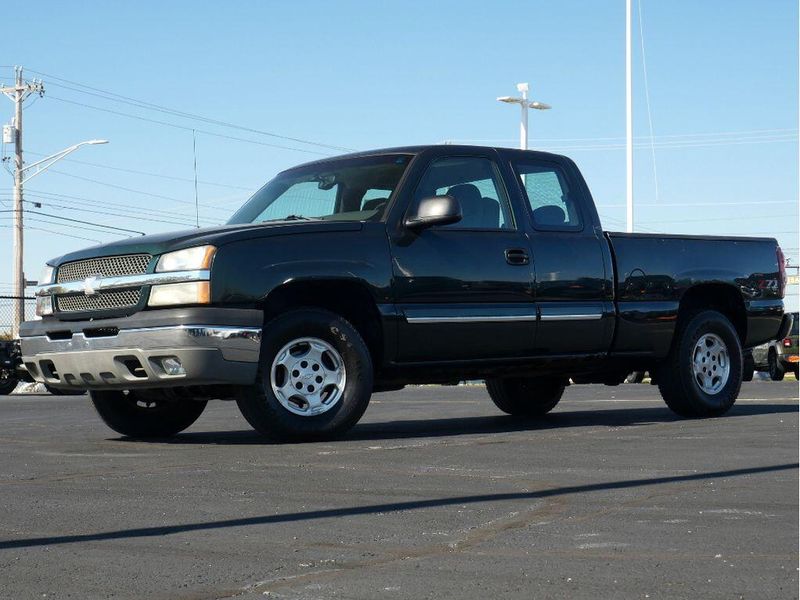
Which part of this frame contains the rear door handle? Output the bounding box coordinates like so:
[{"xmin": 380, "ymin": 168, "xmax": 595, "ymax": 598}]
[{"xmin": 505, "ymin": 248, "xmax": 530, "ymax": 265}]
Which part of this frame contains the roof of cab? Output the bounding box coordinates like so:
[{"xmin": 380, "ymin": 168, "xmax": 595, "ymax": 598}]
[{"xmin": 282, "ymin": 144, "xmax": 569, "ymax": 172}]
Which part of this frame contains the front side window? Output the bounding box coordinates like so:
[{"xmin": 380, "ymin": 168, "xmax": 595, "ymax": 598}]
[
  {"xmin": 411, "ymin": 156, "xmax": 514, "ymax": 230},
  {"xmin": 512, "ymin": 161, "xmax": 583, "ymax": 230},
  {"xmin": 229, "ymin": 154, "xmax": 412, "ymax": 224}
]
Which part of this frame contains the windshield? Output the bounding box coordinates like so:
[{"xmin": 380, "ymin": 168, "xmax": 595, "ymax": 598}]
[{"xmin": 228, "ymin": 154, "xmax": 412, "ymax": 225}]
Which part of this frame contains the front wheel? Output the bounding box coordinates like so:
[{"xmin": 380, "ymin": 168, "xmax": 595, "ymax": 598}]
[
  {"xmin": 768, "ymin": 351, "xmax": 785, "ymax": 381},
  {"xmin": 0, "ymin": 368, "xmax": 18, "ymax": 395},
  {"xmin": 658, "ymin": 310, "xmax": 742, "ymax": 418},
  {"xmin": 91, "ymin": 390, "xmax": 207, "ymax": 438},
  {"xmin": 485, "ymin": 377, "xmax": 566, "ymax": 416},
  {"xmin": 235, "ymin": 309, "xmax": 374, "ymax": 442}
]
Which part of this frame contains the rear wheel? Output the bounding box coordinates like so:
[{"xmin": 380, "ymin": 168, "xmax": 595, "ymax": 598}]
[
  {"xmin": 768, "ymin": 350, "xmax": 785, "ymax": 381},
  {"xmin": 485, "ymin": 377, "xmax": 566, "ymax": 416},
  {"xmin": 235, "ymin": 308, "xmax": 373, "ymax": 442},
  {"xmin": 90, "ymin": 390, "xmax": 207, "ymax": 438},
  {"xmin": 658, "ymin": 310, "xmax": 742, "ymax": 418},
  {"xmin": 625, "ymin": 371, "xmax": 646, "ymax": 384}
]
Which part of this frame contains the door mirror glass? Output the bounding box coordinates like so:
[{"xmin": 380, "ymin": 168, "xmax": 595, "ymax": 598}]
[{"xmin": 404, "ymin": 195, "xmax": 462, "ymax": 229}]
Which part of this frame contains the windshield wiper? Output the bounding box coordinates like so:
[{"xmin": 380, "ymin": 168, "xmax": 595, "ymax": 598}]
[{"xmin": 259, "ymin": 214, "xmax": 317, "ymax": 223}]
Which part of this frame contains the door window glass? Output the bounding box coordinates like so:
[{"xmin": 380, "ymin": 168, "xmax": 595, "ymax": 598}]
[
  {"xmin": 413, "ymin": 156, "xmax": 514, "ymax": 230},
  {"xmin": 512, "ymin": 161, "xmax": 583, "ymax": 230}
]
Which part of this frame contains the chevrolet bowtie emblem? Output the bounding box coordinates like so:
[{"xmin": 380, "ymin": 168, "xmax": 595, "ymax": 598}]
[{"xmin": 83, "ymin": 275, "xmax": 101, "ymax": 296}]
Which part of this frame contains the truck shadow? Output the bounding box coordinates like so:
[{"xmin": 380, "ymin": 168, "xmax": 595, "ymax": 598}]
[
  {"xmin": 140, "ymin": 401, "xmax": 798, "ymax": 446},
  {"xmin": 0, "ymin": 461, "xmax": 796, "ymax": 551}
]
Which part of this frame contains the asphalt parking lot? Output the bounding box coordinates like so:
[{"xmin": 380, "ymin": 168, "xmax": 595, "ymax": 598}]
[{"xmin": 0, "ymin": 381, "xmax": 797, "ymax": 600}]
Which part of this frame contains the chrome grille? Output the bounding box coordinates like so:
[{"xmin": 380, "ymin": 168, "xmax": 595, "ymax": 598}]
[
  {"xmin": 56, "ymin": 289, "xmax": 142, "ymax": 313},
  {"xmin": 56, "ymin": 254, "xmax": 151, "ymax": 283}
]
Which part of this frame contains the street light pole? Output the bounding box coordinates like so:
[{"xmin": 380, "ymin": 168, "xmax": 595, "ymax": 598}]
[
  {"xmin": 1, "ymin": 67, "xmax": 108, "ymax": 337},
  {"xmin": 626, "ymin": 0, "xmax": 634, "ymax": 232},
  {"xmin": 497, "ymin": 82, "xmax": 551, "ymax": 150},
  {"xmin": 1, "ymin": 67, "xmax": 43, "ymax": 338}
]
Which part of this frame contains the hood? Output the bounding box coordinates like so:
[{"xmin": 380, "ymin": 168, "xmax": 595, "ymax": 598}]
[{"xmin": 49, "ymin": 220, "xmax": 363, "ymax": 265}]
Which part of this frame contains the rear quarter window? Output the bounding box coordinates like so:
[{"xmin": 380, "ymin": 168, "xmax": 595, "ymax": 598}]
[{"xmin": 511, "ymin": 161, "xmax": 583, "ymax": 231}]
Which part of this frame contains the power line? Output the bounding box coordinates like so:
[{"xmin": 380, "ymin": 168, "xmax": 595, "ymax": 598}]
[
  {"xmin": 29, "ymin": 70, "xmax": 355, "ymax": 151},
  {"xmin": 17, "ymin": 188, "xmax": 222, "ymax": 223},
  {"xmin": 0, "ymin": 223, "xmax": 102, "ymax": 244},
  {"xmin": 0, "ymin": 211, "xmax": 138, "ymax": 236},
  {"xmin": 45, "ymin": 167, "xmax": 234, "ymax": 212},
  {"xmin": 47, "ymin": 95, "xmax": 333, "ymax": 156},
  {"xmin": 25, "ymin": 150, "xmax": 256, "ymax": 192},
  {"xmin": 446, "ymin": 128, "xmax": 798, "ymax": 144}
]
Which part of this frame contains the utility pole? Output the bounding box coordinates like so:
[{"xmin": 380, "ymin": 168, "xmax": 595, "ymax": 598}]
[
  {"xmin": 625, "ymin": 0, "xmax": 634, "ymax": 232},
  {"xmin": 1, "ymin": 67, "xmax": 44, "ymax": 338},
  {"xmin": 497, "ymin": 82, "xmax": 551, "ymax": 150}
]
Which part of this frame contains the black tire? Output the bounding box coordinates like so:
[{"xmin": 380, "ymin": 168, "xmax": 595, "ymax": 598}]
[
  {"xmin": 793, "ymin": 366, "xmax": 799, "ymax": 379},
  {"xmin": 742, "ymin": 352, "xmax": 755, "ymax": 382},
  {"xmin": 0, "ymin": 369, "xmax": 18, "ymax": 395},
  {"xmin": 658, "ymin": 310, "xmax": 742, "ymax": 418},
  {"xmin": 46, "ymin": 385, "xmax": 86, "ymax": 396},
  {"xmin": 768, "ymin": 350, "xmax": 785, "ymax": 381},
  {"xmin": 625, "ymin": 371, "xmax": 646, "ymax": 384},
  {"xmin": 485, "ymin": 377, "xmax": 566, "ymax": 416},
  {"xmin": 235, "ymin": 308, "xmax": 373, "ymax": 442},
  {"xmin": 91, "ymin": 390, "xmax": 207, "ymax": 438}
]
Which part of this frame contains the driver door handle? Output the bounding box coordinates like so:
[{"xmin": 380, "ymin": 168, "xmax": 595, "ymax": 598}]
[{"xmin": 505, "ymin": 248, "xmax": 530, "ymax": 265}]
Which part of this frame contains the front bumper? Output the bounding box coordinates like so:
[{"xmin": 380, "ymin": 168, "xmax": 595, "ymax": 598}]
[{"xmin": 19, "ymin": 308, "xmax": 262, "ymax": 390}]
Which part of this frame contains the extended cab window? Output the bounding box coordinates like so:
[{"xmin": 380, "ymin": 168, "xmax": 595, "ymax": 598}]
[
  {"xmin": 229, "ymin": 154, "xmax": 411, "ymax": 224},
  {"xmin": 512, "ymin": 161, "xmax": 582, "ymax": 231},
  {"xmin": 412, "ymin": 156, "xmax": 514, "ymax": 230}
]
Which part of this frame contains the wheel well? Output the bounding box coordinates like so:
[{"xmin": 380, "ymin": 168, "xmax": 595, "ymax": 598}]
[
  {"xmin": 678, "ymin": 284, "xmax": 746, "ymax": 343},
  {"xmin": 259, "ymin": 280, "xmax": 384, "ymax": 367}
]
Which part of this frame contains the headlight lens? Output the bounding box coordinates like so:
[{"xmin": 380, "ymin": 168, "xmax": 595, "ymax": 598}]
[
  {"xmin": 35, "ymin": 295, "xmax": 53, "ymax": 317},
  {"xmin": 39, "ymin": 264, "xmax": 55, "ymax": 285},
  {"xmin": 148, "ymin": 281, "xmax": 210, "ymax": 307},
  {"xmin": 155, "ymin": 245, "xmax": 216, "ymax": 273}
]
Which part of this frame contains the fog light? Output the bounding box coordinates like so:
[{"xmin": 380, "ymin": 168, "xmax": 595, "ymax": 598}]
[
  {"xmin": 35, "ymin": 295, "xmax": 53, "ymax": 317},
  {"xmin": 160, "ymin": 356, "xmax": 185, "ymax": 375}
]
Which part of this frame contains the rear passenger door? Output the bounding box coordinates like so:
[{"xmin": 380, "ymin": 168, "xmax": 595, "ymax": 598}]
[{"xmin": 510, "ymin": 157, "xmax": 614, "ymax": 354}]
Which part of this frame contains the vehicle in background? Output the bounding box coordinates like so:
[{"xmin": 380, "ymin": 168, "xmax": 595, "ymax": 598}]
[
  {"xmin": 19, "ymin": 145, "xmax": 791, "ymax": 441},
  {"xmin": 751, "ymin": 312, "xmax": 798, "ymax": 380}
]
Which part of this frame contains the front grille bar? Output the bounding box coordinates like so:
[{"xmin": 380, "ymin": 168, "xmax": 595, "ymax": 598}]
[{"xmin": 36, "ymin": 269, "xmax": 211, "ymax": 297}]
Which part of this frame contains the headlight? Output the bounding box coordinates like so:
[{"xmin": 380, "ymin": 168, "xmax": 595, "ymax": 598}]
[
  {"xmin": 148, "ymin": 281, "xmax": 210, "ymax": 307},
  {"xmin": 35, "ymin": 295, "xmax": 53, "ymax": 317},
  {"xmin": 39, "ymin": 264, "xmax": 55, "ymax": 285},
  {"xmin": 156, "ymin": 245, "xmax": 216, "ymax": 273}
]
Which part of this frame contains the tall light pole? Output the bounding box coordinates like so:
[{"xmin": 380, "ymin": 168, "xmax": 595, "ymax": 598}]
[
  {"xmin": 497, "ymin": 82, "xmax": 551, "ymax": 150},
  {"xmin": 1, "ymin": 67, "xmax": 108, "ymax": 337},
  {"xmin": 626, "ymin": 0, "xmax": 634, "ymax": 232}
]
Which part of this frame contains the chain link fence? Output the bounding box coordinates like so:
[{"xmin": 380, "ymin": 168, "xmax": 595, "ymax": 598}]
[{"xmin": 0, "ymin": 296, "xmax": 36, "ymax": 340}]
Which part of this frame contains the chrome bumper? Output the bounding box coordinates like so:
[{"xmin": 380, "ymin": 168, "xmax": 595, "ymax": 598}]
[{"xmin": 20, "ymin": 322, "xmax": 261, "ymax": 390}]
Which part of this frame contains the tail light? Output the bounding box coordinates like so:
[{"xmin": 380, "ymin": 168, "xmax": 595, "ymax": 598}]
[
  {"xmin": 777, "ymin": 246, "xmax": 787, "ymax": 298},
  {"xmin": 783, "ymin": 338, "xmax": 792, "ymax": 347}
]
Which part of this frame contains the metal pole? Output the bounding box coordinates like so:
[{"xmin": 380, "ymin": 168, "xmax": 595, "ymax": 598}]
[
  {"xmin": 625, "ymin": 0, "xmax": 634, "ymax": 233},
  {"xmin": 11, "ymin": 68, "xmax": 24, "ymax": 338},
  {"xmin": 519, "ymin": 83, "xmax": 529, "ymax": 150}
]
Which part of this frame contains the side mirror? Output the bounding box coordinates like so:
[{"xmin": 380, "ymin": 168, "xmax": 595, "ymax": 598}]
[{"xmin": 404, "ymin": 195, "xmax": 462, "ymax": 230}]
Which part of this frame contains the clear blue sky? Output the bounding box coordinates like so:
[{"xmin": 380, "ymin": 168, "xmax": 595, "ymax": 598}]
[{"xmin": 1, "ymin": 0, "xmax": 798, "ymax": 309}]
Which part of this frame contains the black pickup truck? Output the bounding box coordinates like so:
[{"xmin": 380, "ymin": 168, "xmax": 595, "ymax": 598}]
[{"xmin": 20, "ymin": 145, "xmax": 791, "ymax": 441}]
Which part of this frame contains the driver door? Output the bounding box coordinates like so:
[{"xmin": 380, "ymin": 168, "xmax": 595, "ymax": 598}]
[{"xmin": 389, "ymin": 153, "xmax": 537, "ymax": 362}]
